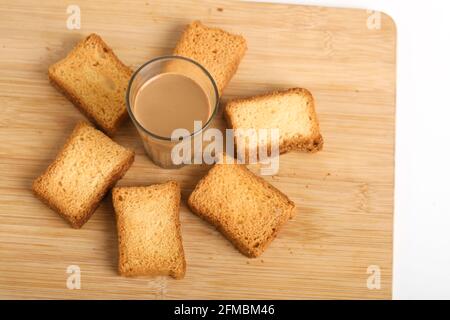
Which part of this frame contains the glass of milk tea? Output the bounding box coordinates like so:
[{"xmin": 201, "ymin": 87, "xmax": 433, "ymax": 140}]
[{"xmin": 126, "ymin": 56, "xmax": 219, "ymax": 168}]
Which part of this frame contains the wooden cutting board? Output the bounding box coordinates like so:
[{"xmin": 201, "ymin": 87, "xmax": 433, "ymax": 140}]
[{"xmin": 0, "ymin": 0, "xmax": 396, "ymax": 299}]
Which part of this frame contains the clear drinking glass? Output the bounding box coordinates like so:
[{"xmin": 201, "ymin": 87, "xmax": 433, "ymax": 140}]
[{"xmin": 126, "ymin": 56, "xmax": 219, "ymax": 169}]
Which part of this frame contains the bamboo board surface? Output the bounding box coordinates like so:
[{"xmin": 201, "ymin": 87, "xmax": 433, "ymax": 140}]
[{"xmin": 0, "ymin": 0, "xmax": 396, "ymax": 299}]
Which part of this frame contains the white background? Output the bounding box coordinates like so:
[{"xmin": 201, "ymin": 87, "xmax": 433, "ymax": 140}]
[{"xmin": 251, "ymin": 0, "xmax": 450, "ymax": 299}]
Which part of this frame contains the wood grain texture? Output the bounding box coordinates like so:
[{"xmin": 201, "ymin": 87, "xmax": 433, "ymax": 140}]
[{"xmin": 0, "ymin": 0, "xmax": 396, "ymax": 299}]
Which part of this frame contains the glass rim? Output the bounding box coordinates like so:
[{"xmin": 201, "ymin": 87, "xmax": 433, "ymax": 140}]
[{"xmin": 125, "ymin": 55, "xmax": 219, "ymax": 141}]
